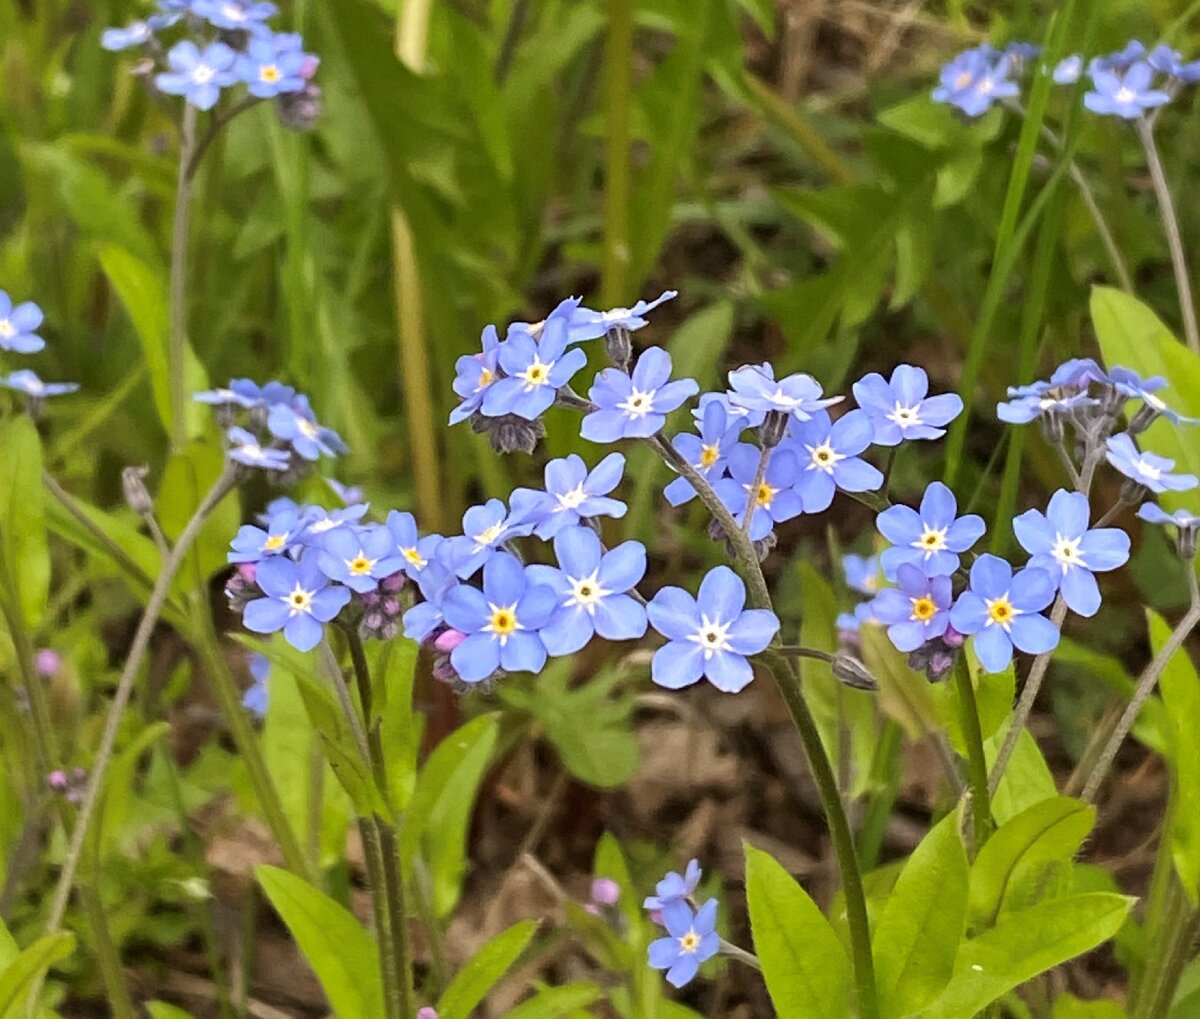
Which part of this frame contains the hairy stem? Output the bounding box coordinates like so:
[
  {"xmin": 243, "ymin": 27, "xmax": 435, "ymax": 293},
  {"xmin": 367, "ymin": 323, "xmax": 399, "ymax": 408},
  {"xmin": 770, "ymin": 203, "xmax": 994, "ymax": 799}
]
[
  {"xmin": 741, "ymin": 445, "xmax": 772, "ymax": 536},
  {"xmin": 953, "ymin": 655, "xmax": 993, "ymax": 850},
  {"xmin": 719, "ymin": 938, "xmax": 762, "ymax": 971},
  {"xmin": 168, "ymin": 103, "xmax": 197, "ymax": 452}
]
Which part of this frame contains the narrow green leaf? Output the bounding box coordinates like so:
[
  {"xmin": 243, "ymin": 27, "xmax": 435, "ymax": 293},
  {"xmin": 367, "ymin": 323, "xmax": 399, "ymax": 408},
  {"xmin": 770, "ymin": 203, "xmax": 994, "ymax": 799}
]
[
  {"xmin": 0, "ymin": 932, "xmax": 75, "ymax": 1019},
  {"xmin": 436, "ymin": 921, "xmax": 538, "ymax": 1019},
  {"xmin": 0, "ymin": 415, "xmax": 49, "ymax": 628},
  {"xmin": 255, "ymin": 865, "xmax": 384, "ymax": 1019},
  {"xmin": 986, "ymin": 727, "xmax": 1057, "ymax": 826},
  {"xmin": 873, "ymin": 814, "xmax": 968, "ymax": 1019},
  {"xmin": 745, "ymin": 844, "xmax": 852, "ymax": 1019},
  {"xmin": 503, "ymin": 983, "xmax": 602, "ymax": 1018}
]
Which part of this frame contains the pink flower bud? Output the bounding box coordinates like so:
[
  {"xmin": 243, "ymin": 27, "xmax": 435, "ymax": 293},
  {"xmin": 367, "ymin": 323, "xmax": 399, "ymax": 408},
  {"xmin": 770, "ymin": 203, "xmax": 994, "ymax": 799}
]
[
  {"xmin": 35, "ymin": 649, "xmax": 61, "ymax": 678},
  {"xmin": 590, "ymin": 878, "xmax": 621, "ymax": 906},
  {"xmin": 434, "ymin": 628, "xmax": 466, "ymax": 653}
]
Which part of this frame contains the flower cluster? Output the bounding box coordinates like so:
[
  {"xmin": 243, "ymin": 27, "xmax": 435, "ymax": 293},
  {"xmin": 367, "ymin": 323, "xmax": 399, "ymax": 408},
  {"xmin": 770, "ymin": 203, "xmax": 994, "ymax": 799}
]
[
  {"xmin": 195, "ymin": 379, "xmax": 346, "ymax": 476},
  {"xmin": 102, "ymin": 0, "xmax": 321, "ymax": 123},
  {"xmin": 0, "ymin": 290, "xmax": 79, "ymax": 408},
  {"xmin": 643, "ymin": 860, "xmax": 719, "ymax": 989},
  {"xmin": 932, "ymin": 39, "xmax": 1200, "ymax": 119}
]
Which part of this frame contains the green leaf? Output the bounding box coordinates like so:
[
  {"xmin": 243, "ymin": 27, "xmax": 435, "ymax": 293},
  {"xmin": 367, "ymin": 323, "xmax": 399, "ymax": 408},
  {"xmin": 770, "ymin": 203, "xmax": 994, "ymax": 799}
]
[
  {"xmin": 986, "ymin": 727, "xmax": 1057, "ymax": 826},
  {"xmin": 861, "ymin": 624, "xmax": 938, "ymax": 741},
  {"xmin": 0, "ymin": 414, "xmax": 49, "ymax": 628},
  {"xmin": 503, "ymin": 983, "xmax": 603, "ymax": 1018},
  {"xmin": 157, "ymin": 442, "xmax": 240, "ymax": 591},
  {"xmin": 255, "ymin": 865, "xmax": 384, "ymax": 1019},
  {"xmin": 375, "ymin": 638, "xmax": 422, "ymax": 810},
  {"xmin": 145, "ymin": 1004, "xmax": 197, "ymax": 1019},
  {"xmin": 922, "ymin": 893, "xmax": 1134, "ymax": 1019},
  {"xmin": 0, "ymin": 932, "xmax": 75, "ymax": 1019},
  {"xmin": 745, "ymin": 844, "xmax": 851, "ymax": 1019},
  {"xmin": 98, "ymin": 244, "xmax": 209, "ymax": 442},
  {"xmin": 1053, "ymin": 993, "xmax": 1128, "ymax": 1018},
  {"xmin": 93, "ymin": 722, "xmax": 171, "ymax": 859},
  {"xmin": 436, "ymin": 921, "xmax": 538, "ymax": 1019},
  {"xmin": 873, "ymin": 815, "xmax": 968, "ymax": 1018},
  {"xmin": 968, "ymin": 796, "xmax": 1095, "ymax": 928}
]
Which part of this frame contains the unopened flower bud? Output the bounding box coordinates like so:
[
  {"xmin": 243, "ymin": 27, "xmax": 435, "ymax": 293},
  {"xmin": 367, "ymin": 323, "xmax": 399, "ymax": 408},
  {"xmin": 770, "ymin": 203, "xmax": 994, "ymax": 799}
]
[
  {"xmin": 831, "ymin": 652, "xmax": 878, "ymax": 691},
  {"xmin": 417, "ymin": 1009, "xmax": 439, "ymax": 1019},
  {"xmin": 1178, "ymin": 523, "xmax": 1198, "ymax": 560},
  {"xmin": 760, "ymin": 411, "xmax": 788, "ymax": 449},
  {"xmin": 925, "ymin": 648, "xmax": 957, "ymax": 683},
  {"xmin": 472, "ymin": 412, "xmax": 545, "ymax": 455},
  {"xmin": 590, "ymin": 878, "xmax": 621, "ymax": 907},
  {"xmin": 435, "ymin": 628, "xmax": 467, "ymax": 653},
  {"xmin": 1038, "ymin": 409, "xmax": 1065, "ymax": 444},
  {"xmin": 1120, "ymin": 478, "xmax": 1150, "ymax": 508},
  {"xmin": 276, "ymin": 81, "xmax": 323, "ymax": 132},
  {"xmin": 1128, "ymin": 403, "xmax": 1160, "ymax": 436},
  {"xmin": 36, "ymin": 649, "xmax": 61, "ymax": 679},
  {"xmin": 603, "ymin": 326, "xmax": 633, "ymax": 371},
  {"xmin": 122, "ymin": 465, "xmax": 153, "ymax": 517}
]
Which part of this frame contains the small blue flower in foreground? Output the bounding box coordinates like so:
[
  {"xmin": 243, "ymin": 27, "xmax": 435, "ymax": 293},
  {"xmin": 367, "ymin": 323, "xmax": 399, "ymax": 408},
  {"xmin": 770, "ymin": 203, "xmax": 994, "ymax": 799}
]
[
  {"xmin": 647, "ymin": 566, "xmax": 780, "ymax": 693},
  {"xmin": 510, "ymin": 453, "xmax": 627, "ymax": 539},
  {"xmin": 852, "ymin": 365, "xmax": 962, "ymax": 446},
  {"xmin": 0, "ymin": 291, "xmax": 45, "ymax": 353},
  {"xmin": 871, "ymin": 565, "xmax": 953, "ymax": 653},
  {"xmin": 235, "ymin": 34, "xmax": 308, "ymax": 98},
  {"xmin": 932, "ymin": 46, "xmax": 1019, "ymax": 117},
  {"xmin": 525, "ymin": 527, "xmax": 648, "ymax": 655},
  {"xmin": 443, "ymin": 499, "xmax": 535, "ymax": 579},
  {"xmin": 648, "ymin": 899, "xmax": 719, "ymax": 989},
  {"xmin": 693, "ymin": 391, "xmax": 765, "ymax": 429},
  {"xmin": 449, "ymin": 325, "xmax": 501, "ymax": 424},
  {"xmin": 1108, "ymin": 367, "xmax": 1198, "ymax": 426},
  {"xmin": 193, "ymin": 0, "xmax": 277, "ymax": 32},
  {"xmin": 1106, "ymin": 433, "xmax": 1199, "ymax": 493},
  {"xmin": 267, "ymin": 398, "xmax": 344, "ymax": 461},
  {"xmin": 229, "ymin": 507, "xmax": 301, "ymax": 564},
  {"xmin": 784, "ymin": 409, "xmax": 883, "ymax": 512},
  {"xmin": 1052, "ymin": 55, "xmax": 1083, "ymax": 84},
  {"xmin": 385, "ymin": 511, "xmax": 443, "ymax": 579},
  {"xmin": 1084, "ymin": 62, "xmax": 1170, "ymax": 119},
  {"xmin": 440, "ymin": 552, "xmax": 556, "ymax": 683},
  {"xmin": 1014, "ymin": 490, "xmax": 1130, "ymax": 617},
  {"xmin": 997, "ymin": 385, "xmax": 1094, "ymax": 425},
  {"xmin": 565, "ymin": 290, "xmax": 677, "ymax": 345},
  {"xmin": 157, "ymin": 41, "xmax": 239, "ymax": 111},
  {"xmin": 843, "ymin": 554, "xmax": 880, "ymax": 595},
  {"xmin": 401, "ymin": 564, "xmax": 458, "ymax": 643},
  {"xmin": 243, "ymin": 556, "xmax": 352, "ymax": 652},
  {"xmin": 876, "ymin": 482, "xmax": 985, "ymax": 578},
  {"xmin": 1147, "ymin": 43, "xmax": 1200, "ymax": 83},
  {"xmin": 1138, "ymin": 503, "xmax": 1200, "ymax": 531},
  {"xmin": 483, "ymin": 317, "xmax": 586, "ymax": 421},
  {"xmin": 0, "ymin": 370, "xmax": 78, "ymax": 398},
  {"xmin": 243, "ymin": 654, "xmax": 270, "ymax": 717},
  {"xmin": 582, "ymin": 348, "xmax": 699, "ymax": 442},
  {"xmin": 665, "ymin": 401, "xmax": 743, "ymax": 506},
  {"xmin": 317, "ymin": 525, "xmax": 406, "ymax": 594},
  {"xmin": 643, "ymin": 859, "xmax": 702, "ymax": 911},
  {"xmin": 226, "ymin": 427, "xmax": 290, "ymax": 470},
  {"xmin": 726, "ymin": 363, "xmax": 840, "ymax": 421},
  {"xmin": 713, "ymin": 444, "xmax": 801, "ymax": 541},
  {"xmin": 950, "ymin": 555, "xmax": 1058, "ymax": 673}
]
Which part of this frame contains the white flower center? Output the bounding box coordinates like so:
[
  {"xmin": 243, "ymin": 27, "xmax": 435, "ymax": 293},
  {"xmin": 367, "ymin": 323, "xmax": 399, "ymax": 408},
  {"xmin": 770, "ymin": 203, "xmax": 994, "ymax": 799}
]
[
  {"xmin": 1114, "ymin": 86, "xmax": 1136, "ymax": 104},
  {"xmin": 978, "ymin": 77, "xmax": 996, "ymax": 95},
  {"xmin": 768, "ymin": 387, "xmax": 802, "ymax": 408},
  {"xmin": 1051, "ymin": 533, "xmax": 1085, "ymax": 570},
  {"xmin": 556, "ymin": 484, "xmax": 588, "ymax": 511},
  {"xmin": 618, "ymin": 388, "xmax": 656, "ymax": 418},
  {"xmin": 565, "ymin": 572, "xmax": 608, "ymax": 613},
  {"xmin": 1135, "ymin": 459, "xmax": 1162, "ymax": 482},
  {"xmin": 602, "ymin": 307, "xmax": 631, "ymax": 323},
  {"xmin": 806, "ymin": 441, "xmax": 844, "ymax": 474},
  {"xmin": 518, "ymin": 357, "xmax": 554, "ymax": 388},
  {"xmin": 914, "ymin": 525, "xmax": 948, "ymax": 555},
  {"xmin": 0, "ymin": 319, "xmax": 15, "ymax": 339},
  {"xmin": 308, "ymin": 517, "xmax": 341, "ymax": 534},
  {"xmin": 284, "ymin": 584, "xmax": 314, "ymax": 616},
  {"xmin": 222, "ymin": 3, "xmax": 247, "ymax": 19},
  {"xmin": 192, "ymin": 64, "xmax": 216, "ymax": 84},
  {"xmin": 474, "ymin": 521, "xmax": 506, "ymax": 548},
  {"xmin": 687, "ymin": 615, "xmax": 732, "ymax": 659},
  {"xmin": 679, "ymin": 929, "xmax": 702, "ymax": 954},
  {"xmin": 1146, "ymin": 393, "xmax": 1166, "ymax": 411},
  {"xmin": 887, "ymin": 403, "xmax": 922, "ymax": 427},
  {"xmin": 297, "ymin": 417, "xmax": 319, "ymax": 439}
]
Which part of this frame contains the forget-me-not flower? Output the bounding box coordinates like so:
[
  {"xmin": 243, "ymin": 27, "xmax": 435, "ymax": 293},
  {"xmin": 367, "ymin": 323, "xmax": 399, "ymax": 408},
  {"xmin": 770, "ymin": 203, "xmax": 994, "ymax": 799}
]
[
  {"xmin": 443, "ymin": 499, "xmax": 535, "ymax": 578},
  {"xmin": 843, "ymin": 554, "xmax": 880, "ymax": 595},
  {"xmin": 1106, "ymin": 433, "xmax": 1199, "ymax": 493},
  {"xmin": 317, "ymin": 524, "xmax": 406, "ymax": 594},
  {"xmin": 582, "ymin": 348, "xmax": 699, "ymax": 442},
  {"xmin": 401, "ymin": 563, "xmax": 458, "ymax": 643},
  {"xmin": 665, "ymin": 400, "xmax": 743, "ymax": 506},
  {"xmin": 243, "ymin": 653, "xmax": 270, "ymax": 717},
  {"xmin": 875, "ymin": 482, "xmax": 986, "ymax": 578},
  {"xmin": 243, "ymin": 555, "xmax": 352, "ymax": 652},
  {"xmin": 226, "ymin": 426, "xmax": 290, "ymax": 470},
  {"xmin": 0, "ymin": 291, "xmax": 45, "ymax": 353},
  {"xmin": 1138, "ymin": 503, "xmax": 1200, "ymax": 530},
  {"xmin": 509, "ymin": 453, "xmax": 627, "ymax": 539},
  {"xmin": 932, "ymin": 46, "xmax": 1020, "ymax": 117},
  {"xmin": 267, "ymin": 398, "xmax": 344, "ymax": 460},
  {"xmin": 647, "ymin": 899, "xmax": 720, "ymax": 989},
  {"xmin": 525, "ymin": 527, "xmax": 648, "ymax": 655},
  {"xmin": 726, "ymin": 363, "xmax": 840, "ymax": 421},
  {"xmin": 713, "ymin": 444, "xmax": 802, "ymax": 541},
  {"xmin": 482, "ymin": 316, "xmax": 586, "ymax": 420},
  {"xmin": 784, "ymin": 409, "xmax": 883, "ymax": 512},
  {"xmin": 1108, "ymin": 367, "xmax": 1198, "ymax": 426},
  {"xmin": 449, "ymin": 325, "xmax": 502, "ymax": 425},
  {"xmin": 235, "ymin": 34, "xmax": 308, "ymax": 97},
  {"xmin": 229, "ymin": 507, "xmax": 302, "ymax": 564},
  {"xmin": 950, "ymin": 555, "xmax": 1059, "ymax": 672},
  {"xmin": 564, "ymin": 290, "xmax": 677, "ymax": 345},
  {"xmin": 440, "ymin": 552, "xmax": 557, "ymax": 683},
  {"xmin": 693, "ymin": 391, "xmax": 765, "ymax": 429},
  {"xmin": 1013, "ymin": 490, "xmax": 1130, "ymax": 617},
  {"xmin": 647, "ymin": 566, "xmax": 780, "ymax": 693},
  {"xmin": 193, "ymin": 0, "xmax": 277, "ymax": 32},
  {"xmin": 1146, "ymin": 44, "xmax": 1200, "ymax": 82},
  {"xmin": 852, "ymin": 364, "xmax": 963, "ymax": 445},
  {"xmin": 870, "ymin": 564, "xmax": 954, "ymax": 653},
  {"xmin": 1084, "ymin": 62, "xmax": 1170, "ymax": 118},
  {"xmin": 1052, "ymin": 55, "xmax": 1084, "ymax": 84},
  {"xmin": 0, "ymin": 370, "xmax": 78, "ymax": 399},
  {"xmin": 643, "ymin": 859, "xmax": 702, "ymax": 911},
  {"xmin": 156, "ymin": 41, "xmax": 239, "ymax": 111},
  {"xmin": 385, "ymin": 511, "xmax": 444, "ymax": 579}
]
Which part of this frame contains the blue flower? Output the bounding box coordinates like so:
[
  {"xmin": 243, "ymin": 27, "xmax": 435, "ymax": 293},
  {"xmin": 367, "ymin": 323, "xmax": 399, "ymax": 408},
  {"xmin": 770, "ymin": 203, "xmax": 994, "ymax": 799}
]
[
  {"xmin": 693, "ymin": 391, "xmax": 765, "ymax": 429},
  {"xmin": 401, "ymin": 563, "xmax": 458, "ymax": 643},
  {"xmin": 1146, "ymin": 44, "xmax": 1200, "ymax": 82},
  {"xmin": 156, "ymin": 41, "xmax": 239, "ymax": 111},
  {"xmin": 510, "ymin": 453, "xmax": 627, "ymax": 539},
  {"xmin": 838, "ymin": 601, "xmax": 878, "ymax": 634},
  {"xmin": 229, "ymin": 507, "xmax": 302, "ymax": 564},
  {"xmin": 1049, "ymin": 358, "xmax": 1109, "ymax": 389},
  {"xmin": 1108, "ymin": 367, "xmax": 1198, "ymax": 426},
  {"xmin": 242, "ymin": 555, "xmax": 352, "ymax": 652},
  {"xmin": 267, "ymin": 398, "xmax": 344, "ymax": 460},
  {"xmin": 235, "ymin": 34, "xmax": 308, "ymax": 98},
  {"xmin": 647, "ymin": 899, "xmax": 720, "ymax": 989},
  {"xmin": 1106, "ymin": 433, "xmax": 1199, "ymax": 493},
  {"xmin": 443, "ymin": 499, "xmax": 535, "ymax": 579},
  {"xmin": 1052, "ymin": 55, "xmax": 1083, "ymax": 84},
  {"xmin": 1090, "ymin": 41, "xmax": 1147, "ymax": 75},
  {"xmin": 1138, "ymin": 503, "xmax": 1200, "ymax": 531},
  {"xmin": 482, "ymin": 317, "xmax": 587, "ymax": 420},
  {"xmin": 440, "ymin": 552, "xmax": 557, "ymax": 683},
  {"xmin": 932, "ymin": 46, "xmax": 1020, "ymax": 117},
  {"xmin": 385, "ymin": 511, "xmax": 444, "ymax": 579},
  {"xmin": 871, "ymin": 564, "xmax": 954, "ymax": 653},
  {"xmin": 876, "ymin": 482, "xmax": 986, "ymax": 578},
  {"xmin": 843, "ymin": 554, "xmax": 880, "ymax": 595},
  {"xmin": 0, "ymin": 370, "xmax": 78, "ymax": 398},
  {"xmin": 449, "ymin": 325, "xmax": 502, "ymax": 425},
  {"xmin": 192, "ymin": 0, "xmax": 277, "ymax": 32},
  {"xmin": 226, "ymin": 427, "xmax": 290, "ymax": 470},
  {"xmin": 784, "ymin": 409, "xmax": 884, "ymax": 512},
  {"xmin": 563, "ymin": 290, "xmax": 677, "ymax": 344},
  {"xmin": 643, "ymin": 859, "xmax": 702, "ymax": 911},
  {"xmin": 996, "ymin": 386, "xmax": 1095, "ymax": 425},
  {"xmin": 243, "ymin": 653, "xmax": 270, "ymax": 717},
  {"xmin": 582, "ymin": 348, "xmax": 699, "ymax": 442},
  {"xmin": 713, "ymin": 444, "xmax": 802, "ymax": 541},
  {"xmin": 524, "ymin": 527, "xmax": 648, "ymax": 655},
  {"xmin": 1084, "ymin": 62, "xmax": 1170, "ymax": 119},
  {"xmin": 505, "ymin": 296, "xmax": 584, "ymax": 343},
  {"xmin": 726, "ymin": 363, "xmax": 840, "ymax": 421},
  {"xmin": 317, "ymin": 524, "xmax": 406, "ymax": 594},
  {"xmin": 0, "ymin": 292, "xmax": 45, "ymax": 353},
  {"xmin": 302, "ymin": 503, "xmax": 370, "ymax": 539},
  {"xmin": 1013, "ymin": 490, "xmax": 1130, "ymax": 617},
  {"xmin": 102, "ymin": 21, "xmax": 153, "ymax": 51},
  {"xmin": 665, "ymin": 400, "xmax": 744, "ymax": 506},
  {"xmin": 949, "ymin": 555, "xmax": 1059, "ymax": 673},
  {"xmin": 647, "ymin": 566, "xmax": 780, "ymax": 693},
  {"xmin": 852, "ymin": 365, "xmax": 963, "ymax": 446}
]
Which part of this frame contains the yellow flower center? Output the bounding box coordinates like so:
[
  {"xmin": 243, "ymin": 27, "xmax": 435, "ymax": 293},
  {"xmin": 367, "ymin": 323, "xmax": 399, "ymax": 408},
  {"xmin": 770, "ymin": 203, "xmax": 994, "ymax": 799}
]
[
  {"xmin": 490, "ymin": 608, "xmax": 517, "ymax": 635},
  {"xmin": 287, "ymin": 587, "xmax": 312, "ymax": 612},
  {"xmin": 260, "ymin": 64, "xmax": 282, "ymax": 83},
  {"xmin": 918, "ymin": 526, "xmax": 947, "ymax": 551},
  {"xmin": 699, "ymin": 445, "xmax": 720, "ymax": 468},
  {"xmin": 478, "ymin": 368, "xmax": 494, "ymax": 388},
  {"xmin": 910, "ymin": 595, "xmax": 937, "ymax": 622},
  {"xmin": 679, "ymin": 931, "xmax": 701, "ymax": 954},
  {"xmin": 348, "ymin": 554, "xmax": 375, "ymax": 576},
  {"xmin": 987, "ymin": 597, "xmax": 1015, "ymax": 626},
  {"xmin": 402, "ymin": 547, "xmax": 425, "ymax": 568},
  {"xmin": 755, "ymin": 482, "xmax": 776, "ymax": 507},
  {"xmin": 264, "ymin": 534, "xmax": 287, "ymax": 551},
  {"xmin": 298, "ymin": 417, "xmax": 319, "ymax": 439},
  {"xmin": 954, "ymin": 70, "xmax": 973, "ymax": 89}
]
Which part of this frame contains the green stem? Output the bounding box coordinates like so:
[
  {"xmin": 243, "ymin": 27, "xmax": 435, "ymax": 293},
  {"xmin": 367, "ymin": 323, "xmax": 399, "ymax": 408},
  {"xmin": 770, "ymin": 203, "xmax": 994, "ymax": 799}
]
[
  {"xmin": 358, "ymin": 816, "xmax": 402, "ymax": 1019},
  {"xmin": 168, "ymin": 103, "xmax": 196, "ymax": 452},
  {"xmin": 601, "ymin": 0, "xmax": 633, "ymax": 304},
  {"xmin": 764, "ymin": 652, "xmax": 878, "ymax": 1019},
  {"xmin": 1136, "ymin": 876, "xmax": 1199, "ymax": 1019},
  {"xmin": 79, "ymin": 873, "xmax": 137, "ymax": 1019},
  {"xmin": 953, "ymin": 655, "xmax": 992, "ymax": 850}
]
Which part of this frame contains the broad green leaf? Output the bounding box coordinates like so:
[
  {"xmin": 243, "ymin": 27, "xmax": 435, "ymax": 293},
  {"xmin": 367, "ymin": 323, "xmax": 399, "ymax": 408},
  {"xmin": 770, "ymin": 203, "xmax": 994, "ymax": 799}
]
[
  {"xmin": 375, "ymin": 637, "xmax": 422, "ymax": 810},
  {"xmin": 986, "ymin": 727, "xmax": 1057, "ymax": 826},
  {"xmin": 968, "ymin": 796, "xmax": 1095, "ymax": 928},
  {"xmin": 98, "ymin": 244, "xmax": 209, "ymax": 441},
  {"xmin": 145, "ymin": 1004, "xmax": 196, "ymax": 1019},
  {"xmin": 1053, "ymin": 993, "xmax": 1128, "ymax": 1018},
  {"xmin": 745, "ymin": 844, "xmax": 851, "ymax": 1019},
  {"xmin": 0, "ymin": 933, "xmax": 75, "ymax": 1019},
  {"xmin": 255, "ymin": 865, "xmax": 384, "ymax": 1019},
  {"xmin": 436, "ymin": 921, "xmax": 538, "ymax": 1019},
  {"xmin": 503, "ymin": 983, "xmax": 603, "ymax": 1018},
  {"xmin": 922, "ymin": 893, "xmax": 1134, "ymax": 1019},
  {"xmin": 861, "ymin": 624, "xmax": 938, "ymax": 742},
  {"xmin": 873, "ymin": 814, "xmax": 968, "ymax": 1019},
  {"xmin": 0, "ymin": 415, "xmax": 49, "ymax": 628}
]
